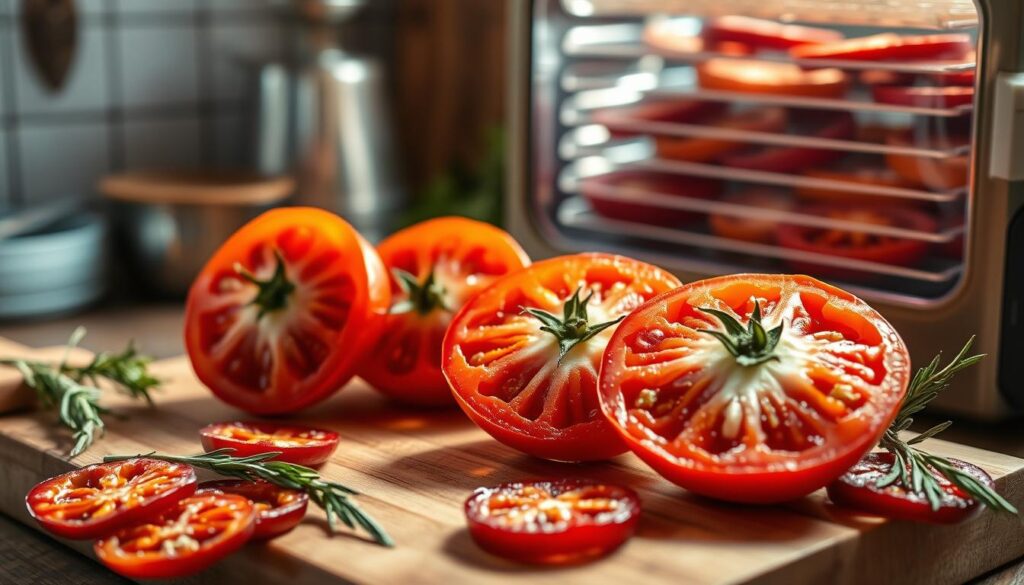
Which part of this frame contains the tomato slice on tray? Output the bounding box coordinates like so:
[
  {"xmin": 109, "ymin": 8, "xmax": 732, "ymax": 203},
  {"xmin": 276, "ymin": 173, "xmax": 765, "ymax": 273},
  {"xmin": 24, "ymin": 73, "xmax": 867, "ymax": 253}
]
[
  {"xmin": 791, "ymin": 33, "xmax": 973, "ymax": 62},
  {"xmin": 885, "ymin": 129, "xmax": 970, "ymax": 191},
  {"xmin": 597, "ymin": 274, "xmax": 911, "ymax": 503},
  {"xmin": 580, "ymin": 171, "xmax": 723, "ymax": 226},
  {"xmin": 707, "ymin": 188, "xmax": 794, "ymax": 244},
  {"xmin": 592, "ymin": 99, "xmax": 728, "ymax": 140},
  {"xmin": 464, "ymin": 479, "xmax": 640, "ymax": 565},
  {"xmin": 827, "ymin": 452, "xmax": 993, "ymax": 523},
  {"xmin": 872, "ymin": 85, "xmax": 974, "ymax": 108},
  {"xmin": 199, "ymin": 481, "xmax": 309, "ymax": 539},
  {"xmin": 703, "ymin": 16, "xmax": 843, "ymax": 50},
  {"xmin": 200, "ymin": 421, "xmax": 340, "ymax": 467},
  {"xmin": 644, "ymin": 18, "xmax": 753, "ymax": 58},
  {"xmin": 719, "ymin": 111, "xmax": 855, "ymax": 173},
  {"xmin": 442, "ymin": 253, "xmax": 681, "ymax": 461},
  {"xmin": 696, "ymin": 59, "xmax": 849, "ymax": 98},
  {"xmin": 655, "ymin": 106, "xmax": 787, "ymax": 163},
  {"xmin": 359, "ymin": 217, "xmax": 530, "ymax": 406},
  {"xmin": 796, "ymin": 163, "xmax": 924, "ymax": 206},
  {"xmin": 184, "ymin": 207, "xmax": 390, "ymax": 415},
  {"xmin": 95, "ymin": 491, "xmax": 256, "ymax": 579},
  {"xmin": 26, "ymin": 458, "xmax": 197, "ymax": 540}
]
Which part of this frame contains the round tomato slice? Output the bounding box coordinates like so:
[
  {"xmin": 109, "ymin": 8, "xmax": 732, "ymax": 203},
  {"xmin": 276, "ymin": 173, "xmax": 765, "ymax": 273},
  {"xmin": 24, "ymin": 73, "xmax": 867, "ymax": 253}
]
[
  {"xmin": 885, "ymin": 130, "xmax": 970, "ymax": 191},
  {"xmin": 827, "ymin": 452, "xmax": 992, "ymax": 523},
  {"xmin": 655, "ymin": 106, "xmax": 788, "ymax": 163},
  {"xmin": 26, "ymin": 459, "xmax": 197, "ymax": 540},
  {"xmin": 696, "ymin": 59, "xmax": 849, "ymax": 98},
  {"xmin": 708, "ymin": 188, "xmax": 794, "ymax": 244},
  {"xmin": 644, "ymin": 19, "xmax": 753, "ymax": 58},
  {"xmin": 442, "ymin": 253, "xmax": 681, "ymax": 462},
  {"xmin": 199, "ymin": 481, "xmax": 309, "ymax": 539},
  {"xmin": 872, "ymin": 85, "xmax": 974, "ymax": 108},
  {"xmin": 464, "ymin": 479, "xmax": 640, "ymax": 565},
  {"xmin": 796, "ymin": 163, "xmax": 923, "ymax": 206},
  {"xmin": 719, "ymin": 111, "xmax": 855, "ymax": 173},
  {"xmin": 792, "ymin": 33, "xmax": 973, "ymax": 61},
  {"xmin": 200, "ymin": 421, "xmax": 340, "ymax": 466},
  {"xmin": 184, "ymin": 207, "xmax": 390, "ymax": 415},
  {"xmin": 598, "ymin": 274, "xmax": 911, "ymax": 503},
  {"xmin": 580, "ymin": 171, "xmax": 723, "ymax": 226},
  {"xmin": 703, "ymin": 16, "xmax": 843, "ymax": 50},
  {"xmin": 95, "ymin": 491, "xmax": 256, "ymax": 580},
  {"xmin": 359, "ymin": 217, "xmax": 529, "ymax": 406}
]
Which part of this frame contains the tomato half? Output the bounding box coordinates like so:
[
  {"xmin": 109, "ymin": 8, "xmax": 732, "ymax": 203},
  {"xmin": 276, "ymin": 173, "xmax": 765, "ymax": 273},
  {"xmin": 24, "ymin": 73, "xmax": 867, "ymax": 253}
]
[
  {"xmin": 358, "ymin": 217, "xmax": 530, "ymax": 406},
  {"xmin": 655, "ymin": 106, "xmax": 788, "ymax": 163},
  {"xmin": 580, "ymin": 171, "xmax": 723, "ymax": 226},
  {"xmin": 200, "ymin": 421, "xmax": 340, "ymax": 467},
  {"xmin": 442, "ymin": 253, "xmax": 681, "ymax": 461},
  {"xmin": 696, "ymin": 59, "xmax": 849, "ymax": 98},
  {"xmin": 827, "ymin": 452, "xmax": 992, "ymax": 523},
  {"xmin": 703, "ymin": 16, "xmax": 843, "ymax": 50},
  {"xmin": 707, "ymin": 188, "xmax": 794, "ymax": 244},
  {"xmin": 95, "ymin": 491, "xmax": 256, "ymax": 579},
  {"xmin": 184, "ymin": 207, "xmax": 390, "ymax": 414},
  {"xmin": 598, "ymin": 274, "xmax": 910, "ymax": 503},
  {"xmin": 592, "ymin": 100, "xmax": 728, "ymax": 140},
  {"xmin": 796, "ymin": 163, "xmax": 923, "ymax": 206},
  {"xmin": 791, "ymin": 34, "xmax": 973, "ymax": 61},
  {"xmin": 26, "ymin": 459, "xmax": 197, "ymax": 540},
  {"xmin": 719, "ymin": 111, "xmax": 855, "ymax": 173},
  {"xmin": 464, "ymin": 479, "xmax": 640, "ymax": 565},
  {"xmin": 199, "ymin": 481, "xmax": 309, "ymax": 539},
  {"xmin": 885, "ymin": 130, "xmax": 970, "ymax": 190},
  {"xmin": 872, "ymin": 85, "xmax": 974, "ymax": 108}
]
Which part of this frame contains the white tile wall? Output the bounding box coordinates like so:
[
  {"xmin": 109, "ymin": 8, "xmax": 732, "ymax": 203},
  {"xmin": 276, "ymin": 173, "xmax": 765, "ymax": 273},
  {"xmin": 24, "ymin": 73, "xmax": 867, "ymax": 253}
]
[
  {"xmin": 13, "ymin": 23, "xmax": 110, "ymax": 114},
  {"xmin": 124, "ymin": 116, "xmax": 202, "ymax": 169},
  {"xmin": 17, "ymin": 122, "xmax": 110, "ymax": 203},
  {"xmin": 118, "ymin": 24, "xmax": 199, "ymax": 108}
]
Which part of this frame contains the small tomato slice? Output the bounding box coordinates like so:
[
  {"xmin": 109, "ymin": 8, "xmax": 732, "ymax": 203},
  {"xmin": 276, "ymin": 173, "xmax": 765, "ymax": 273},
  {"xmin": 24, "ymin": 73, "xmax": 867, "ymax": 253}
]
[
  {"xmin": 791, "ymin": 33, "xmax": 973, "ymax": 62},
  {"xmin": 580, "ymin": 171, "xmax": 723, "ymax": 226},
  {"xmin": 655, "ymin": 106, "xmax": 788, "ymax": 163},
  {"xmin": 592, "ymin": 99, "xmax": 729, "ymax": 140},
  {"xmin": 872, "ymin": 85, "xmax": 974, "ymax": 108},
  {"xmin": 796, "ymin": 163, "xmax": 924, "ymax": 206},
  {"xmin": 359, "ymin": 217, "xmax": 530, "ymax": 406},
  {"xmin": 26, "ymin": 459, "xmax": 197, "ymax": 540},
  {"xmin": 697, "ymin": 59, "xmax": 849, "ymax": 98},
  {"xmin": 464, "ymin": 479, "xmax": 640, "ymax": 565},
  {"xmin": 719, "ymin": 111, "xmax": 855, "ymax": 173},
  {"xmin": 184, "ymin": 207, "xmax": 390, "ymax": 415},
  {"xmin": 199, "ymin": 481, "xmax": 309, "ymax": 539},
  {"xmin": 703, "ymin": 16, "xmax": 843, "ymax": 50},
  {"xmin": 200, "ymin": 421, "xmax": 340, "ymax": 466},
  {"xmin": 885, "ymin": 130, "xmax": 970, "ymax": 190},
  {"xmin": 95, "ymin": 491, "xmax": 256, "ymax": 580},
  {"xmin": 598, "ymin": 274, "xmax": 910, "ymax": 503},
  {"xmin": 443, "ymin": 253, "xmax": 681, "ymax": 461},
  {"xmin": 708, "ymin": 188, "xmax": 794, "ymax": 244},
  {"xmin": 827, "ymin": 452, "xmax": 993, "ymax": 523}
]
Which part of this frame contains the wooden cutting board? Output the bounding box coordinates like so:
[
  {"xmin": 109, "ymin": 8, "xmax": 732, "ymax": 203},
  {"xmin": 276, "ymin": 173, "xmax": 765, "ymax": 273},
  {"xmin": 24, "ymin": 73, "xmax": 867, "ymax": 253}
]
[{"xmin": 0, "ymin": 336, "xmax": 1022, "ymax": 585}]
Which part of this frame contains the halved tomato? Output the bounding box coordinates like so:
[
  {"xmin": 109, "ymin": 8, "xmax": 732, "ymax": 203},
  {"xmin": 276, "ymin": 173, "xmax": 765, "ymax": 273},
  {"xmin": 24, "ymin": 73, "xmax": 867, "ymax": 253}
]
[
  {"xmin": 696, "ymin": 59, "xmax": 849, "ymax": 98},
  {"xmin": 199, "ymin": 480, "xmax": 309, "ymax": 539},
  {"xmin": 580, "ymin": 171, "xmax": 723, "ymax": 226},
  {"xmin": 703, "ymin": 16, "xmax": 843, "ymax": 50},
  {"xmin": 796, "ymin": 163, "xmax": 924, "ymax": 206},
  {"xmin": 655, "ymin": 106, "xmax": 788, "ymax": 163},
  {"xmin": 442, "ymin": 253, "xmax": 682, "ymax": 461},
  {"xmin": 597, "ymin": 274, "xmax": 911, "ymax": 503},
  {"xmin": 592, "ymin": 100, "xmax": 728, "ymax": 140},
  {"xmin": 26, "ymin": 459, "xmax": 197, "ymax": 540},
  {"xmin": 791, "ymin": 33, "xmax": 973, "ymax": 62},
  {"xmin": 464, "ymin": 479, "xmax": 640, "ymax": 565},
  {"xmin": 707, "ymin": 188, "xmax": 794, "ymax": 244},
  {"xmin": 885, "ymin": 129, "xmax": 970, "ymax": 190},
  {"xmin": 719, "ymin": 111, "xmax": 855, "ymax": 173},
  {"xmin": 359, "ymin": 217, "xmax": 530, "ymax": 406},
  {"xmin": 872, "ymin": 85, "xmax": 974, "ymax": 108},
  {"xmin": 199, "ymin": 421, "xmax": 340, "ymax": 467},
  {"xmin": 184, "ymin": 207, "xmax": 390, "ymax": 414}
]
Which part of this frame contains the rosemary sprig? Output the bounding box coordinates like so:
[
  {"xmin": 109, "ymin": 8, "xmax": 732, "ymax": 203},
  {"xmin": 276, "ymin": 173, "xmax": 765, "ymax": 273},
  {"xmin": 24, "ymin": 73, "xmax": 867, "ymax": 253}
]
[
  {"xmin": 104, "ymin": 449, "xmax": 394, "ymax": 547},
  {"xmin": 876, "ymin": 336, "xmax": 1017, "ymax": 514}
]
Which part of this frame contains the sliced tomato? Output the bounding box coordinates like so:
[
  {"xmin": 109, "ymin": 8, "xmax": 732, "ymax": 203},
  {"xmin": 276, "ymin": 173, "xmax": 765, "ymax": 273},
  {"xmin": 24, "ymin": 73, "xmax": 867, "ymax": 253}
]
[
  {"xmin": 859, "ymin": 70, "xmax": 915, "ymax": 86},
  {"xmin": 697, "ymin": 59, "xmax": 849, "ymax": 98},
  {"xmin": 885, "ymin": 129, "xmax": 970, "ymax": 190},
  {"xmin": 796, "ymin": 163, "xmax": 924, "ymax": 206},
  {"xmin": 719, "ymin": 111, "xmax": 855, "ymax": 173},
  {"xmin": 597, "ymin": 274, "xmax": 911, "ymax": 503},
  {"xmin": 95, "ymin": 491, "xmax": 256, "ymax": 579},
  {"xmin": 703, "ymin": 16, "xmax": 843, "ymax": 50},
  {"xmin": 592, "ymin": 100, "xmax": 728, "ymax": 140},
  {"xmin": 199, "ymin": 481, "xmax": 308, "ymax": 540},
  {"xmin": 580, "ymin": 171, "xmax": 723, "ymax": 226},
  {"xmin": 872, "ymin": 85, "xmax": 974, "ymax": 108},
  {"xmin": 359, "ymin": 217, "xmax": 530, "ymax": 406},
  {"xmin": 644, "ymin": 19, "xmax": 753, "ymax": 58},
  {"xmin": 26, "ymin": 459, "xmax": 197, "ymax": 540},
  {"xmin": 184, "ymin": 207, "xmax": 390, "ymax": 414},
  {"xmin": 200, "ymin": 421, "xmax": 340, "ymax": 467},
  {"xmin": 791, "ymin": 33, "xmax": 973, "ymax": 62},
  {"xmin": 464, "ymin": 479, "xmax": 640, "ymax": 565},
  {"xmin": 655, "ymin": 106, "xmax": 788, "ymax": 163},
  {"xmin": 707, "ymin": 188, "xmax": 794, "ymax": 244},
  {"xmin": 827, "ymin": 452, "xmax": 993, "ymax": 523},
  {"xmin": 442, "ymin": 253, "xmax": 681, "ymax": 462}
]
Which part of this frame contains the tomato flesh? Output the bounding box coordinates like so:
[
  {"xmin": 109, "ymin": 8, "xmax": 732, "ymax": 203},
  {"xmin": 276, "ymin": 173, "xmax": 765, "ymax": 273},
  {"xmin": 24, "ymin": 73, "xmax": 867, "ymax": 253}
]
[
  {"xmin": 443, "ymin": 253, "xmax": 681, "ymax": 462},
  {"xmin": 720, "ymin": 111, "xmax": 855, "ymax": 173},
  {"xmin": 200, "ymin": 421, "xmax": 340, "ymax": 467},
  {"xmin": 598, "ymin": 274, "xmax": 910, "ymax": 503},
  {"xmin": 199, "ymin": 481, "xmax": 309, "ymax": 539},
  {"xmin": 464, "ymin": 479, "xmax": 640, "ymax": 565},
  {"xmin": 580, "ymin": 171, "xmax": 723, "ymax": 226},
  {"xmin": 791, "ymin": 34, "xmax": 973, "ymax": 61},
  {"xmin": 872, "ymin": 85, "xmax": 974, "ymax": 108},
  {"xmin": 95, "ymin": 491, "xmax": 256, "ymax": 579},
  {"xmin": 703, "ymin": 16, "xmax": 843, "ymax": 50},
  {"xmin": 655, "ymin": 106, "xmax": 788, "ymax": 163},
  {"xmin": 708, "ymin": 189, "xmax": 794, "ymax": 244},
  {"xmin": 592, "ymin": 99, "xmax": 728, "ymax": 140},
  {"xmin": 697, "ymin": 59, "xmax": 849, "ymax": 98},
  {"xmin": 26, "ymin": 459, "xmax": 197, "ymax": 540},
  {"xmin": 827, "ymin": 452, "xmax": 992, "ymax": 523}
]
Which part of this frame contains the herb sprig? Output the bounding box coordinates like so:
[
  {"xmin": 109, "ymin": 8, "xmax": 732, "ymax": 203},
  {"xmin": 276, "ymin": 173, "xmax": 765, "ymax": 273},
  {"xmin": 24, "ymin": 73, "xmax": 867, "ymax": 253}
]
[
  {"xmin": 877, "ymin": 337, "xmax": 1017, "ymax": 514},
  {"xmin": 104, "ymin": 449, "xmax": 394, "ymax": 547}
]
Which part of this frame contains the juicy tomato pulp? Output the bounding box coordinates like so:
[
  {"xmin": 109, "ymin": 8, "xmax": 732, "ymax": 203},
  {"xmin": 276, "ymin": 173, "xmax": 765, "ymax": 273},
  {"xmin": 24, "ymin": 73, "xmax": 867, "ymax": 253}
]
[
  {"xmin": 580, "ymin": 171, "xmax": 723, "ymax": 226},
  {"xmin": 184, "ymin": 207, "xmax": 390, "ymax": 415},
  {"xmin": 655, "ymin": 106, "xmax": 788, "ymax": 163},
  {"xmin": 26, "ymin": 459, "xmax": 197, "ymax": 540},
  {"xmin": 464, "ymin": 480, "xmax": 640, "ymax": 565},
  {"xmin": 598, "ymin": 274, "xmax": 910, "ymax": 503},
  {"xmin": 442, "ymin": 254, "xmax": 682, "ymax": 461},
  {"xmin": 696, "ymin": 59, "xmax": 849, "ymax": 98},
  {"xmin": 359, "ymin": 217, "xmax": 530, "ymax": 406},
  {"xmin": 720, "ymin": 111, "xmax": 855, "ymax": 173},
  {"xmin": 827, "ymin": 452, "xmax": 993, "ymax": 523},
  {"xmin": 703, "ymin": 16, "xmax": 843, "ymax": 50},
  {"xmin": 199, "ymin": 481, "xmax": 309, "ymax": 539},
  {"xmin": 94, "ymin": 491, "xmax": 256, "ymax": 579},
  {"xmin": 708, "ymin": 189, "xmax": 794, "ymax": 244},
  {"xmin": 199, "ymin": 421, "xmax": 340, "ymax": 467},
  {"xmin": 791, "ymin": 33, "xmax": 973, "ymax": 62}
]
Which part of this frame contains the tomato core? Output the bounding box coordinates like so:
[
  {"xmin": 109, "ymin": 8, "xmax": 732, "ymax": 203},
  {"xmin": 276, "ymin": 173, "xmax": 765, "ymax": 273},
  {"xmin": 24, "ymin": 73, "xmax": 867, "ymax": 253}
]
[{"xmin": 237, "ymin": 251, "xmax": 296, "ymax": 318}]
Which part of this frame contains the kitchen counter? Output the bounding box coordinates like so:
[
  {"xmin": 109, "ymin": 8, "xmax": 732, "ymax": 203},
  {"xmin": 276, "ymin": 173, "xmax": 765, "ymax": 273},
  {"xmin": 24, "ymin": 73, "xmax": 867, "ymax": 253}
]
[{"xmin": 0, "ymin": 304, "xmax": 1022, "ymax": 584}]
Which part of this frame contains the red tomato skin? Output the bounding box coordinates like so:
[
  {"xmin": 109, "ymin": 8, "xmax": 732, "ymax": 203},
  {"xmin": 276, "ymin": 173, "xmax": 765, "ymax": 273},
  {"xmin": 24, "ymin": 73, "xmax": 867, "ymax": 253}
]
[
  {"xmin": 199, "ymin": 421, "xmax": 340, "ymax": 467},
  {"xmin": 198, "ymin": 482, "xmax": 309, "ymax": 540},
  {"xmin": 791, "ymin": 34, "xmax": 972, "ymax": 61},
  {"xmin": 871, "ymin": 85, "xmax": 974, "ymax": 108},
  {"xmin": 581, "ymin": 172, "xmax": 723, "ymax": 226},
  {"xmin": 719, "ymin": 112, "xmax": 855, "ymax": 173},
  {"xmin": 592, "ymin": 100, "xmax": 728, "ymax": 140},
  {"xmin": 703, "ymin": 16, "xmax": 843, "ymax": 50}
]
